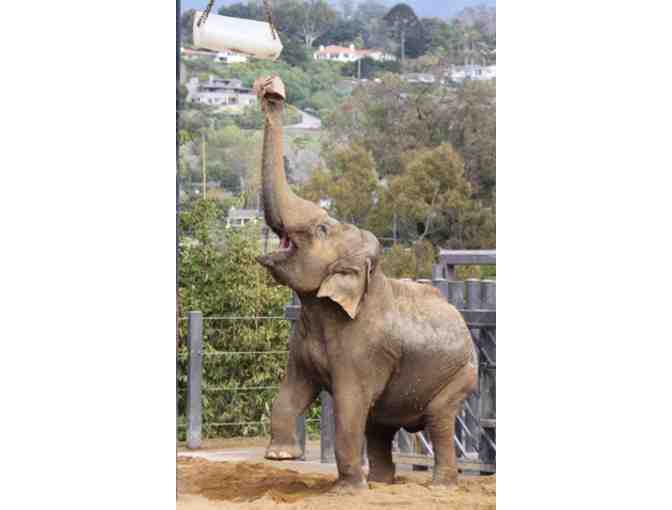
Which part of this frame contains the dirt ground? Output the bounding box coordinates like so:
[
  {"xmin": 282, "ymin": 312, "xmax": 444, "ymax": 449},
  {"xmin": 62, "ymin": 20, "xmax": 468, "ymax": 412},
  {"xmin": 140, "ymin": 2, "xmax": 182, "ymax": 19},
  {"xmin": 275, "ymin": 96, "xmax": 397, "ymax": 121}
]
[{"xmin": 177, "ymin": 456, "xmax": 496, "ymax": 510}]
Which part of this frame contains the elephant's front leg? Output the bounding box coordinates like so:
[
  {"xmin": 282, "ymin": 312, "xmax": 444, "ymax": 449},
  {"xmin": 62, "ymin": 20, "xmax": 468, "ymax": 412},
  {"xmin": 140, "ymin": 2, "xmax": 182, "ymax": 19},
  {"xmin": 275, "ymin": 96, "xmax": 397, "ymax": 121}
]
[
  {"xmin": 266, "ymin": 357, "xmax": 318, "ymax": 460},
  {"xmin": 331, "ymin": 383, "xmax": 370, "ymax": 492}
]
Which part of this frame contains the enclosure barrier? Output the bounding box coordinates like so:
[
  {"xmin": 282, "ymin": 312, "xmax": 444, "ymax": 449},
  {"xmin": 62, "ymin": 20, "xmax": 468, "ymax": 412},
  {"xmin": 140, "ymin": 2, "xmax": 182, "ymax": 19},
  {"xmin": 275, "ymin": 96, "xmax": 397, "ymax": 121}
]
[
  {"xmin": 180, "ymin": 256, "xmax": 495, "ymax": 474},
  {"xmin": 179, "ymin": 312, "xmax": 311, "ymax": 452}
]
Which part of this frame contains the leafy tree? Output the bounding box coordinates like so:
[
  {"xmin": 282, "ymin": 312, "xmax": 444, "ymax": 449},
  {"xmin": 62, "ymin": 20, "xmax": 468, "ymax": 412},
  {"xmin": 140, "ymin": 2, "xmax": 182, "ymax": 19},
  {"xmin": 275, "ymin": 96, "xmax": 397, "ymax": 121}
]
[
  {"xmin": 178, "ymin": 198, "xmax": 293, "ymax": 439},
  {"xmin": 324, "ymin": 143, "xmax": 379, "ymax": 225},
  {"xmin": 381, "ymin": 242, "xmax": 435, "ymax": 280},
  {"xmin": 325, "ymin": 74, "xmax": 495, "ymax": 205},
  {"xmin": 315, "ymin": 17, "xmax": 365, "ymax": 47},
  {"xmin": 298, "ymin": 165, "xmax": 332, "ymax": 203},
  {"xmin": 449, "ymin": 80, "xmax": 496, "ymax": 200},
  {"xmin": 389, "ymin": 143, "xmax": 472, "ymax": 245},
  {"xmin": 339, "ymin": 0, "xmax": 356, "ymax": 20},
  {"xmin": 217, "ymin": 1, "xmax": 264, "ymax": 21},
  {"xmin": 279, "ymin": 32, "xmax": 311, "ymax": 67},
  {"xmin": 276, "ymin": 0, "xmax": 339, "ymax": 49},
  {"xmin": 180, "ymin": 9, "xmax": 196, "ymax": 46},
  {"xmin": 383, "ymin": 3, "xmax": 425, "ymax": 67},
  {"xmin": 299, "ymin": 143, "xmax": 379, "ymax": 226}
]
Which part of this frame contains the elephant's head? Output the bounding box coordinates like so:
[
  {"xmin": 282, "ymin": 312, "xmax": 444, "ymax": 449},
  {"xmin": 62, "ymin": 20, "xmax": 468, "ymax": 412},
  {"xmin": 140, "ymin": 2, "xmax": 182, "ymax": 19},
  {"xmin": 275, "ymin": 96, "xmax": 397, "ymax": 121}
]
[{"xmin": 254, "ymin": 76, "xmax": 381, "ymax": 319}]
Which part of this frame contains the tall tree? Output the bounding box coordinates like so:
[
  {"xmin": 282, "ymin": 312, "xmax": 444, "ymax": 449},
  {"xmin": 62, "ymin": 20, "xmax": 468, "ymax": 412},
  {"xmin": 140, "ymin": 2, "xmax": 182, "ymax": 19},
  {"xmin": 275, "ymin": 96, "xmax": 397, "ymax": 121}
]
[
  {"xmin": 383, "ymin": 3, "xmax": 424, "ymax": 68},
  {"xmin": 389, "ymin": 143, "xmax": 472, "ymax": 246},
  {"xmin": 339, "ymin": 0, "xmax": 355, "ymax": 20},
  {"xmin": 299, "ymin": 143, "xmax": 380, "ymax": 226},
  {"xmin": 180, "ymin": 9, "xmax": 196, "ymax": 46},
  {"xmin": 277, "ymin": 0, "xmax": 339, "ymax": 49}
]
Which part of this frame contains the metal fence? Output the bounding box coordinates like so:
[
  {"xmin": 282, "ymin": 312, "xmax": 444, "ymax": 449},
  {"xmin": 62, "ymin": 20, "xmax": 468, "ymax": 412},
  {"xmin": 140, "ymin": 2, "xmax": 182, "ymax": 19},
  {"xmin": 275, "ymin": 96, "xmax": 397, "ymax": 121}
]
[
  {"xmin": 178, "ymin": 277, "xmax": 495, "ymax": 474},
  {"xmin": 392, "ymin": 278, "xmax": 496, "ymax": 474}
]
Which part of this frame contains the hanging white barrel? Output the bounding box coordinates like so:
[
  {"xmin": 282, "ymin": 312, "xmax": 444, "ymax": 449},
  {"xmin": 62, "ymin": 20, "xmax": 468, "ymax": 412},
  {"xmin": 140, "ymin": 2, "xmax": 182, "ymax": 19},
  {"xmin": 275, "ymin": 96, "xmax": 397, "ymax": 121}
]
[{"xmin": 193, "ymin": 11, "xmax": 283, "ymax": 61}]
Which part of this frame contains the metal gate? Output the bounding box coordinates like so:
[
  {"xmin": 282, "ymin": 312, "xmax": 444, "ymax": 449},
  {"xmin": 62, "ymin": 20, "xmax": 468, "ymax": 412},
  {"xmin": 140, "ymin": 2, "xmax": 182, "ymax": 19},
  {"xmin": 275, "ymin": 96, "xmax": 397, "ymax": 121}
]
[{"xmin": 179, "ymin": 279, "xmax": 495, "ymax": 474}]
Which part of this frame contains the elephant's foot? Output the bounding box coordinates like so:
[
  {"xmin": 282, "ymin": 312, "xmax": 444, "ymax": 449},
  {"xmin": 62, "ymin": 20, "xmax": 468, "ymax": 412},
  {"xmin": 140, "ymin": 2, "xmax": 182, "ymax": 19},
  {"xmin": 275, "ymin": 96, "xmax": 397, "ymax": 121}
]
[
  {"xmin": 265, "ymin": 443, "xmax": 303, "ymax": 460},
  {"xmin": 367, "ymin": 466, "xmax": 394, "ymax": 484},
  {"xmin": 329, "ymin": 478, "xmax": 368, "ymax": 495},
  {"xmin": 429, "ymin": 472, "xmax": 458, "ymax": 490}
]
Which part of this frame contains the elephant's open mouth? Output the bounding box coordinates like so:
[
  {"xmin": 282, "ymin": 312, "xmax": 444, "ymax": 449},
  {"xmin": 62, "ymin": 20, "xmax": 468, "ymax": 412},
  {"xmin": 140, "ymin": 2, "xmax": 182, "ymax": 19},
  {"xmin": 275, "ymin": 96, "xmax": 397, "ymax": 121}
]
[
  {"xmin": 257, "ymin": 228, "xmax": 298, "ymax": 270},
  {"xmin": 278, "ymin": 231, "xmax": 295, "ymax": 253},
  {"xmin": 257, "ymin": 230, "xmax": 297, "ymax": 272}
]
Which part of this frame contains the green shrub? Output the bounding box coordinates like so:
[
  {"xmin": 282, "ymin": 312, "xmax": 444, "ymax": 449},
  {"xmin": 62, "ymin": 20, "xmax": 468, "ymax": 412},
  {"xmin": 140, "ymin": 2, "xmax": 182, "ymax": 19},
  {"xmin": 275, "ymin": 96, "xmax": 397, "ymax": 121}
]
[{"xmin": 178, "ymin": 199, "xmax": 303, "ymax": 439}]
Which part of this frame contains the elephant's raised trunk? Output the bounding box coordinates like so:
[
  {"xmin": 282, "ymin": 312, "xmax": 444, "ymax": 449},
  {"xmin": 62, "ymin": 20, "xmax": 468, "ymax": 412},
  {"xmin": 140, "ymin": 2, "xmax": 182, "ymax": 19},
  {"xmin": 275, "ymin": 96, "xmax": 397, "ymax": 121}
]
[{"xmin": 256, "ymin": 76, "xmax": 324, "ymax": 238}]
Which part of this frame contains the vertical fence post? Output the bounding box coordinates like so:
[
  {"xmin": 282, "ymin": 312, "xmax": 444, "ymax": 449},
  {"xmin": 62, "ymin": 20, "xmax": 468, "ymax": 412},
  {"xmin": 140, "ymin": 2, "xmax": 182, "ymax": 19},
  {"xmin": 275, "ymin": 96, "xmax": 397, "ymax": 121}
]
[
  {"xmin": 320, "ymin": 391, "xmax": 336, "ymax": 463},
  {"xmin": 482, "ymin": 280, "xmax": 496, "ymax": 310},
  {"xmin": 479, "ymin": 280, "xmax": 496, "ymax": 469},
  {"xmin": 464, "ymin": 280, "xmax": 481, "ymax": 457},
  {"xmin": 186, "ymin": 311, "xmax": 203, "ymax": 449},
  {"xmin": 432, "ymin": 277, "xmax": 449, "ymax": 300},
  {"xmin": 446, "ymin": 280, "xmax": 466, "ymax": 309},
  {"xmin": 446, "ymin": 279, "xmax": 466, "ymax": 455}
]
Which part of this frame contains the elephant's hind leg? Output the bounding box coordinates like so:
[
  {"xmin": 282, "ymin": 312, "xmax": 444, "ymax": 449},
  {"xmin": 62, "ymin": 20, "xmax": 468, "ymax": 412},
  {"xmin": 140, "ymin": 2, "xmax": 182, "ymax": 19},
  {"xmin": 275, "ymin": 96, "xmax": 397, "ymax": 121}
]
[
  {"xmin": 425, "ymin": 363, "xmax": 477, "ymax": 487},
  {"xmin": 425, "ymin": 411, "xmax": 459, "ymax": 486},
  {"xmin": 365, "ymin": 423, "xmax": 398, "ymax": 484}
]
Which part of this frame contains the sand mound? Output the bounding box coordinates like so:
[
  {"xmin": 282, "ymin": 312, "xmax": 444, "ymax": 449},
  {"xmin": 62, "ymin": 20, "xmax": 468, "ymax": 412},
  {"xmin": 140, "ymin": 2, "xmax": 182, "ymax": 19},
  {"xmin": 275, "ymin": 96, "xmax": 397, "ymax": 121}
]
[{"xmin": 177, "ymin": 457, "xmax": 495, "ymax": 509}]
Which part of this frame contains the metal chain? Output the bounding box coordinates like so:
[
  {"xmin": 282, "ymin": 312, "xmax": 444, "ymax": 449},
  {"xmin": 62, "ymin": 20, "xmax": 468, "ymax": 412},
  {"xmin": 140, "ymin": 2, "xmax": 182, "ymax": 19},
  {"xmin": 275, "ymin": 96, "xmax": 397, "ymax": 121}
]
[
  {"xmin": 197, "ymin": 0, "xmax": 215, "ymax": 27},
  {"xmin": 197, "ymin": 0, "xmax": 277, "ymax": 40},
  {"xmin": 263, "ymin": 0, "xmax": 278, "ymax": 40}
]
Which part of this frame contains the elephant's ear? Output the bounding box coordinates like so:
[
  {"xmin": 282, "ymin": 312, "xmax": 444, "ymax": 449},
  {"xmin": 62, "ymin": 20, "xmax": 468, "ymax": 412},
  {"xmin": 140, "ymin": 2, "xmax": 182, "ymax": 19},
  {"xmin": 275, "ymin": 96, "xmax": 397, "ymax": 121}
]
[{"xmin": 317, "ymin": 259, "xmax": 371, "ymax": 319}]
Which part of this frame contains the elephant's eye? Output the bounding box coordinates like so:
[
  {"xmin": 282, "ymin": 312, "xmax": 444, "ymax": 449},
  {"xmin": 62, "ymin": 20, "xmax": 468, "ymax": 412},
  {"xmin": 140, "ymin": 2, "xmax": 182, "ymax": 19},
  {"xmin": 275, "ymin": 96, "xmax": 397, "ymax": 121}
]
[{"xmin": 316, "ymin": 224, "xmax": 329, "ymax": 239}]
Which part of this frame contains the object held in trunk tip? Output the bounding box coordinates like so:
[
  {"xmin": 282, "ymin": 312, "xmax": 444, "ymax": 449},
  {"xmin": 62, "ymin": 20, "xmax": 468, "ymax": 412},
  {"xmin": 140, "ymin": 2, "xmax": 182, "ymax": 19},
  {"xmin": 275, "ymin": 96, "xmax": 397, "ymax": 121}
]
[
  {"xmin": 253, "ymin": 76, "xmax": 286, "ymax": 102},
  {"xmin": 192, "ymin": 11, "xmax": 283, "ymax": 61}
]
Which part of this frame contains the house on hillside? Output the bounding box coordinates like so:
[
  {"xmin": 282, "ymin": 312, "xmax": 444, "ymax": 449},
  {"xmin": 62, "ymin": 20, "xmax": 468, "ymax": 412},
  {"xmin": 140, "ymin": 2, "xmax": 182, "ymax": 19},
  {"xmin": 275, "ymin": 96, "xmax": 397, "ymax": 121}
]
[
  {"xmin": 225, "ymin": 207, "xmax": 262, "ymax": 229},
  {"xmin": 447, "ymin": 64, "xmax": 496, "ymax": 83},
  {"xmin": 214, "ymin": 50, "xmax": 249, "ymax": 64},
  {"xmin": 313, "ymin": 44, "xmax": 396, "ymax": 63},
  {"xmin": 186, "ymin": 75, "xmax": 257, "ymax": 112},
  {"xmin": 402, "ymin": 73, "xmax": 436, "ymax": 84}
]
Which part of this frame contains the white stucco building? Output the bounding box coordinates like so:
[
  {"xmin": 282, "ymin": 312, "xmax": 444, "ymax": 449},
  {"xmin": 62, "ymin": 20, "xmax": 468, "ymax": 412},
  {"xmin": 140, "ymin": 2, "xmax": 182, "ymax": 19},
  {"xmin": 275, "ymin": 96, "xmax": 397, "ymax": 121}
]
[
  {"xmin": 186, "ymin": 76, "xmax": 257, "ymax": 112},
  {"xmin": 447, "ymin": 64, "xmax": 496, "ymax": 83},
  {"xmin": 313, "ymin": 44, "xmax": 396, "ymax": 63}
]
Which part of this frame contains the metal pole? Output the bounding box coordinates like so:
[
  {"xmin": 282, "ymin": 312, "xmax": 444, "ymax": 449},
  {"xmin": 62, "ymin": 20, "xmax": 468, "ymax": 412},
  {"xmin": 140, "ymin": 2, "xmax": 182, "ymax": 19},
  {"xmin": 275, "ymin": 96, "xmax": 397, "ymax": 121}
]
[
  {"xmin": 464, "ymin": 279, "xmax": 481, "ymax": 456},
  {"xmin": 480, "ymin": 280, "xmax": 496, "ymax": 470},
  {"xmin": 482, "ymin": 279, "xmax": 496, "ymax": 310},
  {"xmin": 320, "ymin": 391, "xmax": 336, "ymax": 463},
  {"xmin": 186, "ymin": 311, "xmax": 203, "ymax": 449},
  {"xmin": 201, "ymin": 132, "xmax": 207, "ymax": 199},
  {"xmin": 446, "ymin": 280, "xmax": 465, "ymax": 309},
  {"xmin": 176, "ymin": 0, "xmax": 181, "ymax": 439}
]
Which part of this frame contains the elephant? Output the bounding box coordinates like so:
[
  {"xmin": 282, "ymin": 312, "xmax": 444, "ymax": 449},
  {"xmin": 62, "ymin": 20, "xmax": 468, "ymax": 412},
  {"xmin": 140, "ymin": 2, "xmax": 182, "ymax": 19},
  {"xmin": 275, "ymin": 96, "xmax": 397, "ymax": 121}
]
[{"xmin": 252, "ymin": 75, "xmax": 478, "ymax": 492}]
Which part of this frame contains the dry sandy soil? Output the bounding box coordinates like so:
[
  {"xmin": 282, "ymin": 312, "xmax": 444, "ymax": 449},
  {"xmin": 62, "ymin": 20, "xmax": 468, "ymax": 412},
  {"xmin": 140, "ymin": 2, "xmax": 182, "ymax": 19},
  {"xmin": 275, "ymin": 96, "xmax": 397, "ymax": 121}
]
[{"xmin": 177, "ymin": 456, "xmax": 496, "ymax": 510}]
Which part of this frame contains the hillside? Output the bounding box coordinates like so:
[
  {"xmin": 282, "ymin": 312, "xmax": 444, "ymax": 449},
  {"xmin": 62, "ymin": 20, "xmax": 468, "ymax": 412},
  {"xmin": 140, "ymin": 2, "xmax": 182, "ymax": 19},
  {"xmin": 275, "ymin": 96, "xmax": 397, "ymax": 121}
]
[{"xmin": 180, "ymin": 0, "xmax": 496, "ymax": 20}]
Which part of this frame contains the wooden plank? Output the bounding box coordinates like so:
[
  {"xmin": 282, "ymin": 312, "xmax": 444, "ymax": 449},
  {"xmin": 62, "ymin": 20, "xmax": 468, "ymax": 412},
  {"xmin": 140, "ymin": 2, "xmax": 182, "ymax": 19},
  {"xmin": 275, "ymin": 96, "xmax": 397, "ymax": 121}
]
[
  {"xmin": 480, "ymin": 418, "xmax": 496, "ymax": 428},
  {"xmin": 438, "ymin": 250, "xmax": 496, "ymax": 266},
  {"xmin": 393, "ymin": 453, "xmax": 496, "ymax": 473},
  {"xmin": 458, "ymin": 309, "xmax": 496, "ymax": 327}
]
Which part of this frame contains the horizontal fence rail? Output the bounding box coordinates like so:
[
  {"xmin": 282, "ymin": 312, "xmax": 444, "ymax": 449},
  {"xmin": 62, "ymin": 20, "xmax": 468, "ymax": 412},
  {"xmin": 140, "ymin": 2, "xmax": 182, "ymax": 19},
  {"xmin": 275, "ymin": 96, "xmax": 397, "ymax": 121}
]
[
  {"xmin": 177, "ymin": 311, "xmax": 307, "ymax": 454},
  {"xmin": 178, "ymin": 277, "xmax": 495, "ymax": 474}
]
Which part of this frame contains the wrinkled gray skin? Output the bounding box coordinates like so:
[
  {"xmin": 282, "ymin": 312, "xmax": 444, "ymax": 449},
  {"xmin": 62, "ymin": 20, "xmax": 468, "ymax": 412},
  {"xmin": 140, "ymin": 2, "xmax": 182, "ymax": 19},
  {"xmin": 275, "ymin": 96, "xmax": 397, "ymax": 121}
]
[{"xmin": 253, "ymin": 76, "xmax": 477, "ymax": 493}]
